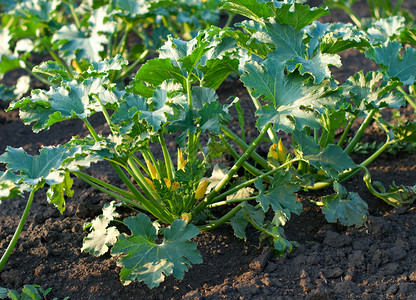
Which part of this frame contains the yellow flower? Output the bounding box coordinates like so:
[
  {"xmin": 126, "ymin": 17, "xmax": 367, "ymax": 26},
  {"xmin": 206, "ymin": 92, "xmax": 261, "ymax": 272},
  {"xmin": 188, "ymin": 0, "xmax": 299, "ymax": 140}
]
[
  {"xmin": 181, "ymin": 213, "xmax": 192, "ymax": 224},
  {"xmin": 146, "ymin": 160, "xmax": 159, "ymax": 180},
  {"xmin": 277, "ymin": 139, "xmax": 286, "ymax": 163},
  {"xmin": 195, "ymin": 180, "xmax": 209, "ymax": 200},
  {"xmin": 177, "ymin": 149, "xmax": 187, "ymax": 171},
  {"xmin": 268, "ymin": 144, "xmax": 279, "ymax": 160},
  {"xmin": 171, "ymin": 182, "xmax": 180, "ymax": 191},
  {"xmin": 144, "ymin": 177, "xmax": 155, "ymax": 191},
  {"xmin": 164, "ymin": 178, "xmax": 171, "ymax": 188}
]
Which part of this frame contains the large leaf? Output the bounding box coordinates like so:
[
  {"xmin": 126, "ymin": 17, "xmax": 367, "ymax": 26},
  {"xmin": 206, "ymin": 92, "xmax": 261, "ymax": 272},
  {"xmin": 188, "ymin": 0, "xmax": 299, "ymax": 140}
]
[
  {"xmin": 321, "ymin": 182, "xmax": 368, "ymax": 226},
  {"xmin": 0, "ymin": 28, "xmax": 20, "ymax": 77},
  {"xmin": 365, "ymin": 41, "xmax": 416, "ymax": 85},
  {"xmin": 366, "ymin": 16, "xmax": 405, "ymax": 44},
  {"xmin": 10, "ymin": 77, "xmax": 115, "ymax": 132},
  {"xmin": 342, "ymin": 71, "xmax": 405, "ymax": 111},
  {"xmin": 0, "ymin": 146, "xmax": 68, "ymax": 186},
  {"xmin": 111, "ymin": 214, "xmax": 202, "ymax": 288},
  {"xmin": 115, "ymin": 0, "xmax": 150, "ymax": 18},
  {"xmin": 10, "ymin": 0, "xmax": 61, "ymax": 21},
  {"xmin": 242, "ymin": 57, "xmax": 341, "ymax": 132},
  {"xmin": 52, "ymin": 24, "xmax": 108, "ymax": 62},
  {"xmin": 222, "ymin": 0, "xmax": 328, "ymax": 29},
  {"xmin": 134, "ymin": 58, "xmax": 186, "ymax": 88}
]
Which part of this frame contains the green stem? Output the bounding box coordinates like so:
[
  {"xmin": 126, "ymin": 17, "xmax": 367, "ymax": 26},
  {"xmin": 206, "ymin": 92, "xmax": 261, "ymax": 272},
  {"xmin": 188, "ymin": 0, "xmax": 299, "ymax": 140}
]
[
  {"xmin": 40, "ymin": 39, "xmax": 74, "ymax": 78},
  {"xmin": 115, "ymin": 22, "xmax": 132, "ymax": 55},
  {"xmin": 67, "ymin": 1, "xmax": 81, "ymax": 29},
  {"xmin": 186, "ymin": 77, "xmax": 197, "ymax": 164},
  {"xmin": 0, "ymin": 187, "xmax": 38, "ymax": 271},
  {"xmin": 397, "ymin": 86, "xmax": 416, "ymax": 111},
  {"xmin": 220, "ymin": 126, "xmax": 270, "ymax": 170},
  {"xmin": 198, "ymin": 204, "xmax": 242, "ymax": 232},
  {"xmin": 73, "ymin": 171, "xmax": 147, "ymax": 211},
  {"xmin": 83, "ymin": 119, "xmax": 101, "ymax": 141},
  {"xmin": 72, "ymin": 171, "xmax": 135, "ymax": 200},
  {"xmin": 192, "ymin": 124, "xmax": 272, "ymax": 216},
  {"xmin": 208, "ymin": 196, "xmax": 258, "ymax": 208},
  {"xmin": 344, "ymin": 109, "xmax": 377, "ymax": 154},
  {"xmin": 117, "ymin": 49, "xmax": 149, "ymax": 79},
  {"xmin": 23, "ymin": 65, "xmax": 54, "ymax": 87},
  {"xmin": 222, "ymin": 12, "xmax": 235, "ymax": 29},
  {"xmin": 159, "ymin": 132, "xmax": 174, "ymax": 181},
  {"xmin": 114, "ymin": 160, "xmax": 173, "ymax": 223},
  {"xmin": 219, "ymin": 133, "xmax": 269, "ymax": 179},
  {"xmin": 337, "ymin": 114, "xmax": 357, "ymax": 147}
]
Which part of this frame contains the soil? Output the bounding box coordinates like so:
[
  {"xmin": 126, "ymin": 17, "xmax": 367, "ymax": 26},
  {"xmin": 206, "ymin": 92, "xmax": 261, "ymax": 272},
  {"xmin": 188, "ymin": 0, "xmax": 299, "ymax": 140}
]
[{"xmin": 1, "ymin": 1, "xmax": 416, "ymax": 299}]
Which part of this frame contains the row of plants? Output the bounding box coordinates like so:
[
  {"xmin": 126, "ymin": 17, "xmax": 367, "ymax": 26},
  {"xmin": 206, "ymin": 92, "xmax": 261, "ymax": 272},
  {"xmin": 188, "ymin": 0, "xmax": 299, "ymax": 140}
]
[{"xmin": 1, "ymin": 0, "xmax": 416, "ymax": 290}]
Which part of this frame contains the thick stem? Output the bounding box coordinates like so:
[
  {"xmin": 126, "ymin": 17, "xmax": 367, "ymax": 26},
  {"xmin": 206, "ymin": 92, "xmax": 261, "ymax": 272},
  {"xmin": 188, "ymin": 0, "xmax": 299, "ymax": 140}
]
[
  {"xmin": 220, "ymin": 126, "xmax": 270, "ymax": 170},
  {"xmin": 344, "ymin": 109, "xmax": 377, "ymax": 154},
  {"xmin": 0, "ymin": 187, "xmax": 38, "ymax": 271},
  {"xmin": 159, "ymin": 132, "xmax": 174, "ymax": 182},
  {"xmin": 337, "ymin": 114, "xmax": 357, "ymax": 147},
  {"xmin": 186, "ymin": 78, "xmax": 197, "ymax": 164},
  {"xmin": 73, "ymin": 171, "xmax": 147, "ymax": 211},
  {"xmin": 198, "ymin": 204, "xmax": 242, "ymax": 232}
]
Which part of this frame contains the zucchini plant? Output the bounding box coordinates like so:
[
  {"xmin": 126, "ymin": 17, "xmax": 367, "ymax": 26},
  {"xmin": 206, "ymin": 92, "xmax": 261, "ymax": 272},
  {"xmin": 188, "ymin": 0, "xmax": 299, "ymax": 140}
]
[{"xmin": 1, "ymin": 0, "xmax": 415, "ymax": 289}]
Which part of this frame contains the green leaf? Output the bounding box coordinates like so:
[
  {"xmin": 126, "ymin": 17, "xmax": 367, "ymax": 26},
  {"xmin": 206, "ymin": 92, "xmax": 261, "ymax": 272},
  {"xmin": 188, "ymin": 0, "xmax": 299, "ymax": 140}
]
[
  {"xmin": 86, "ymin": 54, "xmax": 128, "ymax": 76},
  {"xmin": 222, "ymin": 0, "xmax": 327, "ymax": 29},
  {"xmin": 393, "ymin": 121, "xmax": 416, "ymax": 143},
  {"xmin": 11, "ymin": 0, "xmax": 60, "ymax": 22},
  {"xmin": 0, "ymin": 171, "xmax": 29, "ymax": 203},
  {"xmin": 134, "ymin": 58, "xmax": 186, "ymax": 88},
  {"xmin": 287, "ymin": 52, "xmax": 341, "ymax": 84},
  {"xmin": 365, "ymin": 41, "xmax": 416, "ymax": 85},
  {"xmin": 82, "ymin": 214, "xmax": 120, "ymax": 256},
  {"xmin": 255, "ymin": 171, "xmax": 301, "ymax": 226},
  {"xmin": 231, "ymin": 202, "xmax": 265, "ymax": 240},
  {"xmin": 0, "ymin": 146, "xmax": 68, "ymax": 186},
  {"xmin": 243, "ymin": 57, "xmax": 341, "ymax": 132},
  {"xmin": 366, "ymin": 16, "xmax": 405, "ymax": 44},
  {"xmin": 46, "ymin": 171, "xmax": 73, "ymax": 213},
  {"xmin": 33, "ymin": 61, "xmax": 72, "ymax": 83},
  {"xmin": 11, "ymin": 77, "xmax": 114, "ymax": 132},
  {"xmin": 111, "ymin": 214, "xmax": 201, "ymax": 288},
  {"xmin": 319, "ymin": 22, "xmax": 370, "ymax": 54},
  {"xmin": 321, "ymin": 182, "xmax": 368, "ymax": 226},
  {"xmin": 52, "ymin": 24, "xmax": 107, "ymax": 62},
  {"xmin": 293, "ymin": 130, "xmax": 356, "ymax": 179},
  {"xmin": 343, "ymin": 71, "xmax": 405, "ymax": 110},
  {"xmin": 115, "ymin": 0, "xmax": 150, "ymax": 18},
  {"xmin": 0, "ymin": 28, "xmax": 20, "ymax": 77}
]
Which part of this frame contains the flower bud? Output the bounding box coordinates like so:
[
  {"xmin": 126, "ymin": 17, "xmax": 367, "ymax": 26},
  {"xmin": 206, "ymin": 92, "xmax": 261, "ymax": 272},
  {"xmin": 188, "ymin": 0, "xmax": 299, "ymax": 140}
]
[
  {"xmin": 146, "ymin": 160, "xmax": 159, "ymax": 180},
  {"xmin": 144, "ymin": 177, "xmax": 155, "ymax": 191},
  {"xmin": 177, "ymin": 149, "xmax": 187, "ymax": 171},
  {"xmin": 164, "ymin": 178, "xmax": 171, "ymax": 188},
  {"xmin": 277, "ymin": 139, "xmax": 286, "ymax": 163},
  {"xmin": 268, "ymin": 144, "xmax": 279, "ymax": 160},
  {"xmin": 171, "ymin": 182, "xmax": 180, "ymax": 191},
  {"xmin": 195, "ymin": 180, "xmax": 209, "ymax": 200},
  {"xmin": 181, "ymin": 213, "xmax": 192, "ymax": 224}
]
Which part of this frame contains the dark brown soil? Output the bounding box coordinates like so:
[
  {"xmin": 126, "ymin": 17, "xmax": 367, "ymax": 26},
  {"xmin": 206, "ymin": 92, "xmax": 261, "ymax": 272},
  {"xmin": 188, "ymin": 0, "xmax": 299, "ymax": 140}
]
[{"xmin": 1, "ymin": 1, "xmax": 416, "ymax": 299}]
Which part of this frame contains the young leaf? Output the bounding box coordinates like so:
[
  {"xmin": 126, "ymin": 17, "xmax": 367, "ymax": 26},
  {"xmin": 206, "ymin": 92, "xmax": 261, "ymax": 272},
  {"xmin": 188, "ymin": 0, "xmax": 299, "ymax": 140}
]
[
  {"xmin": 255, "ymin": 171, "xmax": 302, "ymax": 226},
  {"xmin": 0, "ymin": 171, "xmax": 29, "ymax": 201},
  {"xmin": 365, "ymin": 41, "xmax": 416, "ymax": 85},
  {"xmin": 46, "ymin": 171, "xmax": 73, "ymax": 213},
  {"xmin": 111, "ymin": 213, "xmax": 201, "ymax": 288},
  {"xmin": 366, "ymin": 16, "xmax": 405, "ymax": 44},
  {"xmin": 321, "ymin": 182, "xmax": 368, "ymax": 226},
  {"xmin": 393, "ymin": 121, "xmax": 416, "ymax": 143},
  {"xmin": 231, "ymin": 202, "xmax": 265, "ymax": 240},
  {"xmin": 81, "ymin": 215, "xmax": 120, "ymax": 256}
]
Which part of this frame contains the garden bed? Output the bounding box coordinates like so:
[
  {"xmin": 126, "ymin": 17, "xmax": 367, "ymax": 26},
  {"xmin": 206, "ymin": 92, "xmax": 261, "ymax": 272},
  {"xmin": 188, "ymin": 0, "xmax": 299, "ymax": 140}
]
[{"xmin": 1, "ymin": 0, "xmax": 416, "ymax": 299}]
